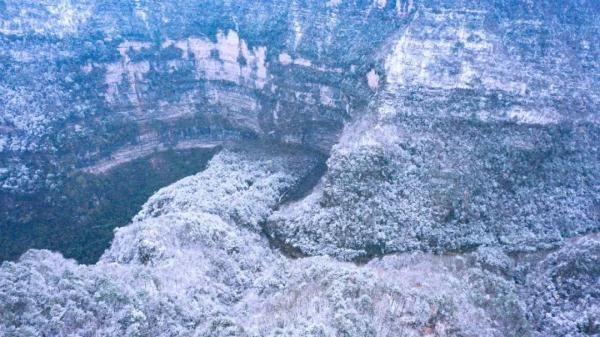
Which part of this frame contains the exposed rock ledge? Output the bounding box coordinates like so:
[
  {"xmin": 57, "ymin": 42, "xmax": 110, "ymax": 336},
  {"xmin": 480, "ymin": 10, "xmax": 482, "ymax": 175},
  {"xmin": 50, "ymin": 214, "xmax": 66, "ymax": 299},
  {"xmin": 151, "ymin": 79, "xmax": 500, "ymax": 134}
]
[{"xmin": 81, "ymin": 140, "xmax": 223, "ymax": 175}]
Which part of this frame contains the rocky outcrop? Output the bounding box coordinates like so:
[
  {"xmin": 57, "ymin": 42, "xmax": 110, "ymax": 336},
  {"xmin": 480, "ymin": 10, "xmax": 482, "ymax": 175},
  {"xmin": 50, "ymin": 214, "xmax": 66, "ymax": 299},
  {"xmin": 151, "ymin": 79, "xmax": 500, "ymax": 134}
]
[
  {"xmin": 0, "ymin": 0, "xmax": 410, "ymax": 192},
  {"xmin": 0, "ymin": 0, "xmax": 598, "ymax": 335},
  {"xmin": 267, "ymin": 0, "xmax": 600, "ymax": 260}
]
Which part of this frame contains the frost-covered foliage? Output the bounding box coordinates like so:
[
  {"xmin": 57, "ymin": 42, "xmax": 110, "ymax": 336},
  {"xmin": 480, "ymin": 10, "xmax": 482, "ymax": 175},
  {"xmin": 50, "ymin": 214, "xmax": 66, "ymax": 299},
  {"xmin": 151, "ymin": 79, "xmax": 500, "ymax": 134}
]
[
  {"xmin": 0, "ymin": 149, "xmax": 305, "ymax": 336},
  {"xmin": 0, "ymin": 163, "xmax": 38, "ymax": 192},
  {"xmin": 525, "ymin": 234, "xmax": 600, "ymax": 337},
  {"xmin": 243, "ymin": 253, "xmax": 529, "ymax": 337},
  {"xmin": 0, "ymin": 0, "xmax": 93, "ymax": 37},
  {"xmin": 0, "ymin": 250, "xmax": 530, "ymax": 337},
  {"xmin": 264, "ymin": 0, "xmax": 599, "ymax": 260},
  {"xmin": 0, "ymin": 85, "xmax": 69, "ymax": 152},
  {"xmin": 1, "ymin": 0, "xmax": 599, "ymax": 335},
  {"xmin": 0, "ymin": 149, "xmax": 540, "ymax": 337},
  {"xmin": 269, "ymin": 80, "xmax": 599, "ymax": 261},
  {"xmin": 0, "ymin": 250, "xmax": 151, "ymax": 337},
  {"xmin": 134, "ymin": 146, "xmax": 323, "ymax": 231}
]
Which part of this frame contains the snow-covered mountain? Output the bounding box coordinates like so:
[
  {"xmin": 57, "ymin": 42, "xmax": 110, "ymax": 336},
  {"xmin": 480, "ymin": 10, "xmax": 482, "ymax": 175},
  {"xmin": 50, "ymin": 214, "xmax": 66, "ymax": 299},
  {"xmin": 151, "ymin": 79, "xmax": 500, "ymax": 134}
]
[
  {"xmin": 1, "ymin": 146, "xmax": 598, "ymax": 336},
  {"xmin": 1, "ymin": 0, "xmax": 599, "ymax": 336}
]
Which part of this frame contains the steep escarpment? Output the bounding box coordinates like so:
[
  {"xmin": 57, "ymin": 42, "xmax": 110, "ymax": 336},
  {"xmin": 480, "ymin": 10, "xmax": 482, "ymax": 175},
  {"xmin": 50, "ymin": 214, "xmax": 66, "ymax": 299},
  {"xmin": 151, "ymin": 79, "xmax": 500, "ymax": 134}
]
[
  {"xmin": 0, "ymin": 0, "xmax": 406, "ymax": 261},
  {"xmin": 267, "ymin": 0, "xmax": 600, "ymax": 260},
  {"xmin": 0, "ymin": 0, "xmax": 599, "ymax": 336},
  {"xmin": 0, "ymin": 0, "xmax": 407, "ymax": 193}
]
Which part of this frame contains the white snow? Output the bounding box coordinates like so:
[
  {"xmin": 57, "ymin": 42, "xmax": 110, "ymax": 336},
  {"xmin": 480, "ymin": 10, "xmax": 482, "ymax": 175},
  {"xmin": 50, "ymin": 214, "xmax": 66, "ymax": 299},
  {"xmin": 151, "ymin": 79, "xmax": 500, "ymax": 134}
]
[
  {"xmin": 367, "ymin": 69, "xmax": 380, "ymax": 90},
  {"xmin": 0, "ymin": 149, "xmax": 540, "ymax": 336},
  {"xmin": 172, "ymin": 30, "xmax": 269, "ymax": 89}
]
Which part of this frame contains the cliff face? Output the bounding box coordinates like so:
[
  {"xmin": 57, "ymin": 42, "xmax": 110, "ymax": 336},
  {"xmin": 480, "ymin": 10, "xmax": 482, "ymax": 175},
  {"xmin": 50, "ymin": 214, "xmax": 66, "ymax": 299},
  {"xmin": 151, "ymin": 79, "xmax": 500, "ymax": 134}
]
[
  {"xmin": 0, "ymin": 0, "xmax": 407, "ymax": 261},
  {"xmin": 1, "ymin": 0, "xmax": 599, "ymax": 336},
  {"xmin": 267, "ymin": 0, "xmax": 600, "ymax": 259},
  {"xmin": 0, "ymin": 0, "xmax": 409, "ymax": 191},
  {"xmin": 1, "ymin": 0, "xmax": 598, "ymax": 190}
]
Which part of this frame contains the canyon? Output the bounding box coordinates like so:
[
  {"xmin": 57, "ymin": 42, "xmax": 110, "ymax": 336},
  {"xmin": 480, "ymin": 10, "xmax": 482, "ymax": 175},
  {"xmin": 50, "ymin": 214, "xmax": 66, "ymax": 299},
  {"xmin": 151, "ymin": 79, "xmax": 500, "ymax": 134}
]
[{"xmin": 0, "ymin": 0, "xmax": 599, "ymax": 336}]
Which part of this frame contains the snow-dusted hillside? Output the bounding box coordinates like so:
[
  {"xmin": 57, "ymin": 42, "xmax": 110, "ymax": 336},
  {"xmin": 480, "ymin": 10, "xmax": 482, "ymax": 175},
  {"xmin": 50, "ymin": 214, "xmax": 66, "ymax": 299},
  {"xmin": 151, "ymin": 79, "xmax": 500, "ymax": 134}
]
[
  {"xmin": 1, "ymin": 147, "xmax": 598, "ymax": 336},
  {"xmin": 1, "ymin": 0, "xmax": 599, "ymax": 336}
]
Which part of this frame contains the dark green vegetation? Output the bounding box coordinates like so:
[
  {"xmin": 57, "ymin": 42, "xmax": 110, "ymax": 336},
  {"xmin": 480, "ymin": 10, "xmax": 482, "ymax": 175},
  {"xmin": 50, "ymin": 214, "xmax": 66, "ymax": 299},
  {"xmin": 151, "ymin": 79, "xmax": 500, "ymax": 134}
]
[{"xmin": 0, "ymin": 147, "xmax": 219, "ymax": 264}]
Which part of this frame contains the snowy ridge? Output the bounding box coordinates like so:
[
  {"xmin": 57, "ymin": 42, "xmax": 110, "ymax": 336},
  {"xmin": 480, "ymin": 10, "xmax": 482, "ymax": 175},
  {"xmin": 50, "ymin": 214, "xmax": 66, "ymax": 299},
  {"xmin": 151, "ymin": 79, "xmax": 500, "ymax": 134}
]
[{"xmin": 1, "ymin": 148, "xmax": 598, "ymax": 336}]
